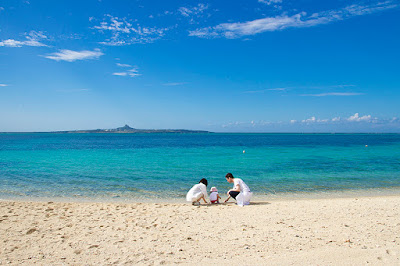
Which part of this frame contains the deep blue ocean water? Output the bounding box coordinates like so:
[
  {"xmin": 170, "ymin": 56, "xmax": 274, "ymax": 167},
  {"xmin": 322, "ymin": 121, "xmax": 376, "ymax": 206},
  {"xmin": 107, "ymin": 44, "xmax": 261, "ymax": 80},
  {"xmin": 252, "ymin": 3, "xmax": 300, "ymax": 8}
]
[{"xmin": 1, "ymin": 133, "xmax": 400, "ymax": 201}]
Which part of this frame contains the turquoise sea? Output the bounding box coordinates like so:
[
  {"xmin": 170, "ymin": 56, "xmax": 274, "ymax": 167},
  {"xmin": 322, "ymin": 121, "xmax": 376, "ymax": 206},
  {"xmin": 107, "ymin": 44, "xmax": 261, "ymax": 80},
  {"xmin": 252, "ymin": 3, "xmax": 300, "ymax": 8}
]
[{"xmin": 1, "ymin": 133, "xmax": 400, "ymax": 201}]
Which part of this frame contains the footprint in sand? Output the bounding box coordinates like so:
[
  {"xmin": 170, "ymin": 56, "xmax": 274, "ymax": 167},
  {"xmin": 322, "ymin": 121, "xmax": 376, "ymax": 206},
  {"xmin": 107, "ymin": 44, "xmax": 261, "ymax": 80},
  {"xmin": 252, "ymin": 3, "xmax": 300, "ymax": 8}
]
[{"xmin": 26, "ymin": 228, "xmax": 37, "ymax": 234}]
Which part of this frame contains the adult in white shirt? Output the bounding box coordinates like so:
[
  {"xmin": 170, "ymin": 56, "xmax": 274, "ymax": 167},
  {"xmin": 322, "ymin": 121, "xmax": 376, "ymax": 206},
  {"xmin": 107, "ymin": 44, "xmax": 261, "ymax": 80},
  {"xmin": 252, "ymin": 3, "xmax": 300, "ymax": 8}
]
[
  {"xmin": 186, "ymin": 178, "xmax": 208, "ymax": 205},
  {"xmin": 224, "ymin": 173, "xmax": 252, "ymax": 206}
]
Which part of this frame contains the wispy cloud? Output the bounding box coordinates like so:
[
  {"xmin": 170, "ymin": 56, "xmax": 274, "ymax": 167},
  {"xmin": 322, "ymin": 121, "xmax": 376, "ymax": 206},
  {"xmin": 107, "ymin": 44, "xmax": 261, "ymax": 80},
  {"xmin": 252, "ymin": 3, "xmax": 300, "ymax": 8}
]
[
  {"xmin": 326, "ymin": 85, "xmax": 356, "ymax": 88},
  {"xmin": 258, "ymin": 0, "xmax": 283, "ymax": 9},
  {"xmin": 116, "ymin": 63, "xmax": 132, "ymax": 68},
  {"xmin": 190, "ymin": 1, "xmax": 399, "ymax": 38},
  {"xmin": 221, "ymin": 113, "xmax": 396, "ymax": 130},
  {"xmin": 92, "ymin": 15, "xmax": 169, "ymax": 46},
  {"xmin": 301, "ymin": 116, "xmax": 328, "ymax": 123},
  {"xmin": 94, "ymin": 15, "xmax": 131, "ymax": 33},
  {"xmin": 243, "ymin": 85, "xmax": 358, "ymax": 94},
  {"xmin": 43, "ymin": 49, "xmax": 103, "ymax": 62},
  {"xmin": 258, "ymin": 0, "xmax": 283, "ymax": 5},
  {"xmin": 112, "ymin": 67, "xmax": 141, "ymax": 77},
  {"xmin": 298, "ymin": 113, "xmax": 377, "ymax": 124},
  {"xmin": 347, "ymin": 113, "xmax": 372, "ymax": 122},
  {"xmin": 178, "ymin": 3, "xmax": 210, "ymax": 24},
  {"xmin": 301, "ymin": 92, "xmax": 364, "ymax": 97},
  {"xmin": 0, "ymin": 31, "xmax": 48, "ymax": 47},
  {"xmin": 178, "ymin": 3, "xmax": 209, "ymax": 17},
  {"xmin": 244, "ymin": 87, "xmax": 287, "ymax": 93},
  {"xmin": 113, "ymin": 62, "xmax": 140, "ymax": 77},
  {"xmin": 267, "ymin": 88, "xmax": 287, "ymax": 91},
  {"xmin": 243, "ymin": 84, "xmax": 361, "ymax": 95},
  {"xmin": 163, "ymin": 82, "xmax": 187, "ymax": 86},
  {"xmin": 56, "ymin": 88, "xmax": 90, "ymax": 93},
  {"xmin": 0, "ymin": 84, "xmax": 9, "ymax": 87},
  {"xmin": 222, "ymin": 119, "xmax": 286, "ymax": 129},
  {"xmin": 295, "ymin": 84, "xmax": 356, "ymax": 90}
]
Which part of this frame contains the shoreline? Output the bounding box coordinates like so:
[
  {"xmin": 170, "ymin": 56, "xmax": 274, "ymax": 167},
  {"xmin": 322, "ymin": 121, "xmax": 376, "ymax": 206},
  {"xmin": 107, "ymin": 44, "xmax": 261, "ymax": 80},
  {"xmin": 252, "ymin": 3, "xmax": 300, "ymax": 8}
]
[{"xmin": 2, "ymin": 187, "xmax": 400, "ymax": 204}]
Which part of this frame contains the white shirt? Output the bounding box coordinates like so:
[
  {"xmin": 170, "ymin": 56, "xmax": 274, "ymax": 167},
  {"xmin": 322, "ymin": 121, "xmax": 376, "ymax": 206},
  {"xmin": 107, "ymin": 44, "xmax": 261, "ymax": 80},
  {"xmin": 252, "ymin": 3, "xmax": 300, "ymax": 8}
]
[
  {"xmin": 186, "ymin": 183, "xmax": 208, "ymax": 202},
  {"xmin": 233, "ymin": 178, "xmax": 250, "ymax": 193},
  {"xmin": 209, "ymin": 191, "xmax": 219, "ymax": 201}
]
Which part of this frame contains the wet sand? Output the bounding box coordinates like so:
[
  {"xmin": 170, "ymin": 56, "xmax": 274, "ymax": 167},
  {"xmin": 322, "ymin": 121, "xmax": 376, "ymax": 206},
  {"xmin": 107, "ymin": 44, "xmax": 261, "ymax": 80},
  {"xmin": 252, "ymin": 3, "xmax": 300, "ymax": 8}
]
[{"xmin": 1, "ymin": 195, "xmax": 400, "ymax": 265}]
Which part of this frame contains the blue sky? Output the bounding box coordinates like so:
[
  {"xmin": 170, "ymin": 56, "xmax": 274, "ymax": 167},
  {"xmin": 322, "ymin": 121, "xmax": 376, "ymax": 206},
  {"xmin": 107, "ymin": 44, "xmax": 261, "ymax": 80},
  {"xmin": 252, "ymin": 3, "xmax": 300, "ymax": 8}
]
[{"xmin": 0, "ymin": 0, "xmax": 399, "ymax": 132}]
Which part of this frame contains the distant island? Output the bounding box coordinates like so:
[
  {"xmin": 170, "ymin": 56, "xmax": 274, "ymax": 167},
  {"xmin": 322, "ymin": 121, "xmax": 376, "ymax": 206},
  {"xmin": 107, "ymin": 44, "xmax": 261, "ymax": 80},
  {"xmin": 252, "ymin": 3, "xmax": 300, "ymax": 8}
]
[{"xmin": 53, "ymin": 125, "xmax": 211, "ymax": 134}]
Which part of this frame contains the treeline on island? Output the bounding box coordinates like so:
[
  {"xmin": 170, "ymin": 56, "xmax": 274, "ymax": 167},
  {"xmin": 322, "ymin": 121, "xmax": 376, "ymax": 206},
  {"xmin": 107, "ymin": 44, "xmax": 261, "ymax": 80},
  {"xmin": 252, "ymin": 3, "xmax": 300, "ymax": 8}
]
[{"xmin": 53, "ymin": 125, "xmax": 210, "ymax": 134}]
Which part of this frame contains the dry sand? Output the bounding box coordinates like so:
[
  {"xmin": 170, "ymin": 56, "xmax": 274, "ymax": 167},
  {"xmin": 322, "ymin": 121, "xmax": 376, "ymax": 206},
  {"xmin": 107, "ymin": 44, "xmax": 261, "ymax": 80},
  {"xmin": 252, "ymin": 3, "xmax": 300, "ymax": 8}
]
[{"xmin": 1, "ymin": 195, "xmax": 400, "ymax": 265}]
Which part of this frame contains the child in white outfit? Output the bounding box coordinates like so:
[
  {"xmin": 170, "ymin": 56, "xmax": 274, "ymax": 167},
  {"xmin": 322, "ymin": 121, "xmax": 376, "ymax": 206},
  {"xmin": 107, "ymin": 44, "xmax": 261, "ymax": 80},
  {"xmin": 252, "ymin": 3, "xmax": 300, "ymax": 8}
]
[{"xmin": 209, "ymin": 187, "xmax": 221, "ymax": 204}]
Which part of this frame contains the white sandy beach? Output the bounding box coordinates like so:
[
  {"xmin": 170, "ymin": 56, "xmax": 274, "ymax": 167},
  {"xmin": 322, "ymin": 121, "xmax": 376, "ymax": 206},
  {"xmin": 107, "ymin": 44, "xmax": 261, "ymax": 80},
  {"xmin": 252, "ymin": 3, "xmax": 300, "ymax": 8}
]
[{"xmin": 1, "ymin": 195, "xmax": 400, "ymax": 265}]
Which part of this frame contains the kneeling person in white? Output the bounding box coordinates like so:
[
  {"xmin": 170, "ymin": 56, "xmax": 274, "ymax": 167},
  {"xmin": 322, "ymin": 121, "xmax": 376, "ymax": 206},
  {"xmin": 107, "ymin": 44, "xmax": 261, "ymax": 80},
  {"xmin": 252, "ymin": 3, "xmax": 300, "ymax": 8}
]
[
  {"xmin": 224, "ymin": 173, "xmax": 252, "ymax": 206},
  {"xmin": 186, "ymin": 178, "xmax": 208, "ymax": 205}
]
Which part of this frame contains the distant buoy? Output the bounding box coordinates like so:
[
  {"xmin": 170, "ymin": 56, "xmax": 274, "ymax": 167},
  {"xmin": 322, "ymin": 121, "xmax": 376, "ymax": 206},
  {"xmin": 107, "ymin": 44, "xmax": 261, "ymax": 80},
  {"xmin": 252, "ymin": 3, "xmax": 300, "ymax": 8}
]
[
  {"xmin": 243, "ymin": 150, "xmax": 246, "ymax": 154},
  {"xmin": 365, "ymin": 145, "xmax": 368, "ymax": 147}
]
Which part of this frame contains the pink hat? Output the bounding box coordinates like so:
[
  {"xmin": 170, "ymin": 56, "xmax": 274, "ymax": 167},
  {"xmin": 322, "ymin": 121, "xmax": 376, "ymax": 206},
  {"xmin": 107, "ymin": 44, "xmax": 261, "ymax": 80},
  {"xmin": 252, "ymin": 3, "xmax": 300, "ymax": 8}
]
[{"xmin": 210, "ymin": 187, "xmax": 218, "ymax": 192}]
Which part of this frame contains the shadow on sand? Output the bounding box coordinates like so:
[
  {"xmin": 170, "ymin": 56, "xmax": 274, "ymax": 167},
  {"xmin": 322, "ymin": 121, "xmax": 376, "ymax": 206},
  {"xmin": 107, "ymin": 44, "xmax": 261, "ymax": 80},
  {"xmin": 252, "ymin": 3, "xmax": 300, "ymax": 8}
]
[
  {"xmin": 249, "ymin": 201, "xmax": 271, "ymax": 206},
  {"xmin": 202, "ymin": 201, "xmax": 271, "ymax": 207}
]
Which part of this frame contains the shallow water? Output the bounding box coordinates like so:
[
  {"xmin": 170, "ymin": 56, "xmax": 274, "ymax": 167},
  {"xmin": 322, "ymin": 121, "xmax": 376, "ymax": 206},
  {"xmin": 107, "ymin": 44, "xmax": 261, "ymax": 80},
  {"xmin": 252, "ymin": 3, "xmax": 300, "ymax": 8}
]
[{"xmin": 1, "ymin": 133, "xmax": 400, "ymax": 201}]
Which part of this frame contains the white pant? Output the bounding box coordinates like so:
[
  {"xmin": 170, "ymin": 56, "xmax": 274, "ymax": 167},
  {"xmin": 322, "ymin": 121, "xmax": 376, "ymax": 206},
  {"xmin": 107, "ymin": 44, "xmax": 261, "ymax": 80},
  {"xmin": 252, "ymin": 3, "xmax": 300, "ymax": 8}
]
[
  {"xmin": 236, "ymin": 191, "xmax": 253, "ymax": 207},
  {"xmin": 191, "ymin": 192, "xmax": 204, "ymax": 202}
]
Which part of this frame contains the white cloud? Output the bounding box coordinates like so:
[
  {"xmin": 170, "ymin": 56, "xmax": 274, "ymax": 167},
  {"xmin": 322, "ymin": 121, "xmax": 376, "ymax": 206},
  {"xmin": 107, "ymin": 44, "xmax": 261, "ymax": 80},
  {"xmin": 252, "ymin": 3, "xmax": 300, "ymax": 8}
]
[
  {"xmin": 190, "ymin": 1, "xmax": 399, "ymax": 38},
  {"xmin": 92, "ymin": 15, "xmax": 169, "ymax": 45},
  {"xmin": 302, "ymin": 117, "xmax": 316, "ymax": 123},
  {"xmin": 0, "ymin": 39, "xmax": 25, "ymax": 47},
  {"xmin": 113, "ymin": 68, "xmax": 141, "ymax": 78},
  {"xmin": 178, "ymin": 3, "xmax": 209, "ymax": 17},
  {"xmin": 56, "ymin": 88, "xmax": 90, "ymax": 93},
  {"xmin": 296, "ymin": 113, "xmax": 377, "ymax": 124},
  {"xmin": 347, "ymin": 113, "xmax": 372, "ymax": 122},
  {"xmin": 101, "ymin": 40, "xmax": 127, "ymax": 46},
  {"xmin": 0, "ymin": 84, "xmax": 8, "ymax": 87},
  {"xmin": 219, "ymin": 113, "xmax": 400, "ymax": 132},
  {"xmin": 244, "ymin": 85, "xmax": 358, "ymax": 94},
  {"xmin": 44, "ymin": 49, "xmax": 103, "ymax": 62},
  {"xmin": 116, "ymin": 63, "xmax": 132, "ymax": 67},
  {"xmin": 112, "ymin": 72, "xmax": 128, "ymax": 76},
  {"xmin": 222, "ymin": 121, "xmax": 247, "ymax": 128},
  {"xmin": 94, "ymin": 16, "xmax": 131, "ymax": 33},
  {"xmin": 301, "ymin": 92, "xmax": 364, "ymax": 97},
  {"xmin": 258, "ymin": 0, "xmax": 283, "ymax": 5},
  {"xmin": 127, "ymin": 68, "xmax": 141, "ymax": 77},
  {"xmin": 301, "ymin": 116, "xmax": 324, "ymax": 123},
  {"xmin": 163, "ymin": 82, "xmax": 187, "ymax": 86},
  {"xmin": 296, "ymin": 113, "xmax": 376, "ymax": 124},
  {"xmin": 268, "ymin": 88, "xmax": 287, "ymax": 91},
  {"xmin": 244, "ymin": 87, "xmax": 287, "ymax": 93},
  {"xmin": 113, "ymin": 62, "xmax": 140, "ymax": 77},
  {"xmin": 0, "ymin": 30, "xmax": 48, "ymax": 47}
]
